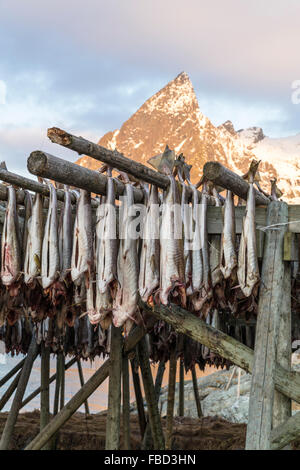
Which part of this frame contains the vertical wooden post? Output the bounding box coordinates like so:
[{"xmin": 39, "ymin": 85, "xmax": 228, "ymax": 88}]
[
  {"xmin": 142, "ymin": 360, "xmax": 166, "ymax": 450},
  {"xmin": 0, "ymin": 336, "xmax": 38, "ymax": 450},
  {"xmin": 246, "ymin": 201, "xmax": 288, "ymax": 450},
  {"xmin": 178, "ymin": 360, "xmax": 184, "ymax": 416},
  {"xmin": 130, "ymin": 357, "xmax": 147, "ymax": 439},
  {"xmin": 40, "ymin": 343, "xmax": 50, "ymax": 450},
  {"xmin": 166, "ymin": 349, "xmax": 177, "ymax": 449},
  {"xmin": 122, "ymin": 355, "xmax": 130, "ymax": 450},
  {"xmin": 52, "ymin": 353, "xmax": 62, "ymax": 450},
  {"xmin": 59, "ymin": 353, "xmax": 65, "ymax": 410},
  {"xmin": 105, "ymin": 325, "xmax": 123, "ymax": 450},
  {"xmin": 191, "ymin": 366, "xmax": 203, "ymax": 418},
  {"xmin": 137, "ymin": 337, "xmax": 165, "ymax": 450},
  {"xmin": 272, "ymin": 261, "xmax": 292, "ymax": 446},
  {"xmin": 77, "ymin": 359, "xmax": 90, "ymax": 416}
]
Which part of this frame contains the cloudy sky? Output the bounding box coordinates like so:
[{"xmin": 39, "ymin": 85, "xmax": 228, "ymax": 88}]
[{"xmin": 1, "ymin": 0, "xmax": 300, "ymax": 176}]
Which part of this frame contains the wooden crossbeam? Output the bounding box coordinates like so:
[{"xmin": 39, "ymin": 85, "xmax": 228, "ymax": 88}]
[{"xmin": 271, "ymin": 411, "xmax": 300, "ymax": 449}]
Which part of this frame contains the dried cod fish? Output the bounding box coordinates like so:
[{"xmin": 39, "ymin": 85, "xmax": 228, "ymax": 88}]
[
  {"xmin": 41, "ymin": 183, "xmax": 60, "ymax": 290},
  {"xmin": 24, "ymin": 191, "xmax": 44, "ymax": 286},
  {"xmin": 220, "ymin": 190, "xmax": 237, "ymax": 280},
  {"xmin": 59, "ymin": 185, "xmax": 73, "ymax": 282}
]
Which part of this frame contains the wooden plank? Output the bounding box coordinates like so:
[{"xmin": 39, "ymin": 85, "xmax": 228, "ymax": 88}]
[
  {"xmin": 166, "ymin": 350, "xmax": 177, "ymax": 449},
  {"xmin": 246, "ymin": 201, "xmax": 288, "ymax": 450},
  {"xmin": 139, "ymin": 300, "xmax": 300, "ymax": 404},
  {"xmin": 271, "ymin": 411, "xmax": 300, "ymax": 450},
  {"xmin": 105, "ymin": 325, "xmax": 123, "ymax": 450}
]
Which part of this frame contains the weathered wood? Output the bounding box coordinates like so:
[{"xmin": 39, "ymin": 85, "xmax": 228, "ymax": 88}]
[
  {"xmin": 271, "ymin": 411, "xmax": 300, "ymax": 450},
  {"xmin": 123, "ymin": 317, "xmax": 156, "ymax": 355},
  {"xmin": 0, "ymin": 370, "xmax": 22, "ymax": 411},
  {"xmin": 203, "ymin": 161, "xmax": 270, "ymax": 205},
  {"xmin": 77, "ymin": 359, "xmax": 90, "ymax": 416},
  {"xmin": 40, "ymin": 344, "xmax": 50, "ymax": 450},
  {"xmin": 122, "ymin": 356, "xmax": 130, "ymax": 450},
  {"xmin": 137, "ymin": 336, "xmax": 165, "ymax": 450},
  {"xmin": 166, "ymin": 350, "xmax": 177, "ymax": 449},
  {"xmin": 130, "ymin": 357, "xmax": 147, "ymax": 439},
  {"xmin": 191, "ymin": 366, "xmax": 203, "ymax": 418},
  {"xmin": 105, "ymin": 325, "xmax": 123, "ymax": 450},
  {"xmin": 28, "ymin": 151, "xmax": 144, "ymax": 203},
  {"xmin": 284, "ymin": 232, "xmax": 300, "ymax": 260},
  {"xmin": 25, "ymin": 359, "xmax": 111, "ymax": 451},
  {"xmin": 272, "ymin": 262, "xmax": 292, "ymax": 442},
  {"xmin": 178, "ymin": 360, "xmax": 184, "ymax": 417},
  {"xmin": 246, "ymin": 201, "xmax": 288, "ymax": 450},
  {"xmin": 0, "ymin": 336, "xmax": 38, "ymax": 450},
  {"xmin": 21, "ymin": 357, "xmax": 76, "ymax": 408},
  {"xmin": 59, "ymin": 353, "xmax": 65, "ymax": 410},
  {"xmin": 139, "ymin": 300, "xmax": 300, "ymax": 404},
  {"xmin": 142, "ymin": 360, "xmax": 166, "ymax": 450},
  {"xmin": 0, "ymin": 357, "xmax": 25, "ymax": 388}
]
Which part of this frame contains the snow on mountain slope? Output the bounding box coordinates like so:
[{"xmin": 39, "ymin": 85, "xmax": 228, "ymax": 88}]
[{"xmin": 77, "ymin": 72, "xmax": 300, "ymax": 203}]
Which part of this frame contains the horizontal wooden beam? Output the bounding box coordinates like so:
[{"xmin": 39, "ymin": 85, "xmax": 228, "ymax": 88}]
[
  {"xmin": 203, "ymin": 161, "xmax": 270, "ymax": 206},
  {"xmin": 271, "ymin": 411, "xmax": 300, "ymax": 450},
  {"xmin": 140, "ymin": 301, "xmax": 300, "ymax": 404},
  {"xmin": 28, "ymin": 151, "xmax": 145, "ymax": 203}
]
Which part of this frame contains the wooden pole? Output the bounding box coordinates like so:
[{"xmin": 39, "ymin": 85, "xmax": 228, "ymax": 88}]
[
  {"xmin": 53, "ymin": 355, "xmax": 61, "ymax": 417},
  {"xmin": 0, "ymin": 336, "xmax": 38, "ymax": 450},
  {"xmin": 40, "ymin": 343, "xmax": 50, "ymax": 450},
  {"xmin": 137, "ymin": 337, "xmax": 165, "ymax": 450},
  {"xmin": 246, "ymin": 201, "xmax": 288, "ymax": 450},
  {"xmin": 28, "ymin": 151, "xmax": 144, "ymax": 203},
  {"xmin": 178, "ymin": 360, "xmax": 184, "ymax": 417},
  {"xmin": 203, "ymin": 161, "xmax": 270, "ymax": 205},
  {"xmin": 0, "ymin": 357, "xmax": 25, "ymax": 388},
  {"xmin": 271, "ymin": 411, "xmax": 300, "ymax": 450},
  {"xmin": 142, "ymin": 360, "xmax": 166, "ymax": 450},
  {"xmin": 77, "ymin": 359, "xmax": 90, "ymax": 416},
  {"xmin": 105, "ymin": 325, "xmax": 123, "ymax": 450},
  {"xmin": 166, "ymin": 350, "xmax": 177, "ymax": 450},
  {"xmin": 59, "ymin": 353, "xmax": 65, "ymax": 410},
  {"xmin": 0, "ymin": 370, "xmax": 22, "ymax": 411},
  {"xmin": 122, "ymin": 356, "xmax": 130, "ymax": 450},
  {"xmin": 139, "ymin": 300, "xmax": 300, "ymax": 404},
  {"xmin": 21, "ymin": 357, "xmax": 76, "ymax": 408},
  {"xmin": 130, "ymin": 357, "xmax": 147, "ymax": 439},
  {"xmin": 191, "ymin": 366, "xmax": 203, "ymax": 418}
]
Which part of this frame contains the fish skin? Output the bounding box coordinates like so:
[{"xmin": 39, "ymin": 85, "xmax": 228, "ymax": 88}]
[
  {"xmin": 138, "ymin": 184, "xmax": 160, "ymax": 302},
  {"xmin": 181, "ymin": 183, "xmax": 193, "ymax": 296},
  {"xmin": 59, "ymin": 185, "xmax": 73, "ymax": 282},
  {"xmin": 220, "ymin": 190, "xmax": 237, "ymax": 280},
  {"xmin": 159, "ymin": 176, "xmax": 185, "ymax": 306},
  {"xmin": 237, "ymin": 179, "xmax": 260, "ymax": 297},
  {"xmin": 24, "ymin": 192, "xmax": 44, "ymax": 285},
  {"xmin": 21, "ymin": 191, "xmax": 32, "ymax": 267},
  {"xmin": 71, "ymin": 189, "xmax": 93, "ymax": 284},
  {"xmin": 113, "ymin": 182, "xmax": 139, "ymax": 327},
  {"xmin": 1, "ymin": 186, "xmax": 22, "ymax": 286},
  {"xmin": 190, "ymin": 185, "xmax": 202, "ymax": 293},
  {"xmin": 41, "ymin": 183, "xmax": 60, "ymax": 289}
]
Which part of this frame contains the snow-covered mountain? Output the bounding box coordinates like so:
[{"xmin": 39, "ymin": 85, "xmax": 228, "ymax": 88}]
[{"xmin": 77, "ymin": 72, "xmax": 300, "ymax": 202}]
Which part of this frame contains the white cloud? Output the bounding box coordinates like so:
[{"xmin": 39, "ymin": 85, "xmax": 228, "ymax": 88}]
[{"xmin": 0, "ymin": 80, "xmax": 6, "ymax": 105}]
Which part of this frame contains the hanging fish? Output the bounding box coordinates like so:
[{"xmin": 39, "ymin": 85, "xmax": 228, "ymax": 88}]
[
  {"xmin": 24, "ymin": 191, "xmax": 44, "ymax": 286},
  {"xmin": 181, "ymin": 183, "xmax": 193, "ymax": 296},
  {"xmin": 21, "ymin": 191, "xmax": 32, "ymax": 267},
  {"xmin": 113, "ymin": 180, "xmax": 139, "ymax": 329},
  {"xmin": 139, "ymin": 184, "xmax": 160, "ymax": 303},
  {"xmin": 190, "ymin": 185, "xmax": 202, "ymax": 295},
  {"xmin": 237, "ymin": 161, "xmax": 260, "ymax": 297},
  {"xmin": 220, "ymin": 190, "xmax": 237, "ymax": 280},
  {"xmin": 159, "ymin": 175, "xmax": 185, "ymax": 306},
  {"xmin": 59, "ymin": 185, "xmax": 73, "ymax": 283},
  {"xmin": 41, "ymin": 183, "xmax": 60, "ymax": 290},
  {"xmin": 1, "ymin": 186, "xmax": 22, "ymax": 289}
]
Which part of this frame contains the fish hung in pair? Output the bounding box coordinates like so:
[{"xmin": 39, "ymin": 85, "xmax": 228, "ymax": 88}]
[
  {"xmin": 220, "ymin": 190, "xmax": 237, "ymax": 280},
  {"xmin": 237, "ymin": 161, "xmax": 260, "ymax": 297},
  {"xmin": 1, "ymin": 186, "xmax": 22, "ymax": 292},
  {"xmin": 113, "ymin": 181, "xmax": 139, "ymax": 329},
  {"xmin": 24, "ymin": 191, "xmax": 44, "ymax": 286},
  {"xmin": 59, "ymin": 185, "xmax": 73, "ymax": 283},
  {"xmin": 181, "ymin": 183, "xmax": 193, "ymax": 296},
  {"xmin": 41, "ymin": 183, "xmax": 60, "ymax": 290},
  {"xmin": 190, "ymin": 185, "xmax": 202, "ymax": 295},
  {"xmin": 138, "ymin": 184, "xmax": 160, "ymax": 303},
  {"xmin": 159, "ymin": 175, "xmax": 185, "ymax": 307}
]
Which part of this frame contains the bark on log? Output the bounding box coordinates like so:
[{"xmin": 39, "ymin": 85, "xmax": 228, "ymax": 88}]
[
  {"xmin": 166, "ymin": 350, "xmax": 177, "ymax": 449},
  {"xmin": 246, "ymin": 201, "xmax": 288, "ymax": 450},
  {"xmin": 271, "ymin": 411, "xmax": 300, "ymax": 450},
  {"xmin": 0, "ymin": 357, "xmax": 25, "ymax": 388},
  {"xmin": 203, "ymin": 161, "xmax": 270, "ymax": 205},
  {"xmin": 139, "ymin": 301, "xmax": 300, "ymax": 404},
  {"xmin": 28, "ymin": 151, "xmax": 144, "ymax": 203},
  {"xmin": 0, "ymin": 370, "xmax": 22, "ymax": 411},
  {"xmin": 0, "ymin": 337, "xmax": 38, "ymax": 450},
  {"xmin": 77, "ymin": 359, "xmax": 90, "ymax": 416},
  {"xmin": 130, "ymin": 357, "xmax": 147, "ymax": 439},
  {"xmin": 105, "ymin": 325, "xmax": 123, "ymax": 450},
  {"xmin": 137, "ymin": 336, "xmax": 165, "ymax": 450},
  {"xmin": 191, "ymin": 366, "xmax": 203, "ymax": 418},
  {"xmin": 122, "ymin": 356, "xmax": 130, "ymax": 450}
]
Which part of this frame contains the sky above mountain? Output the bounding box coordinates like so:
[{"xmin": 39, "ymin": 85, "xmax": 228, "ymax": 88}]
[{"xmin": 1, "ymin": 0, "xmax": 300, "ymax": 175}]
